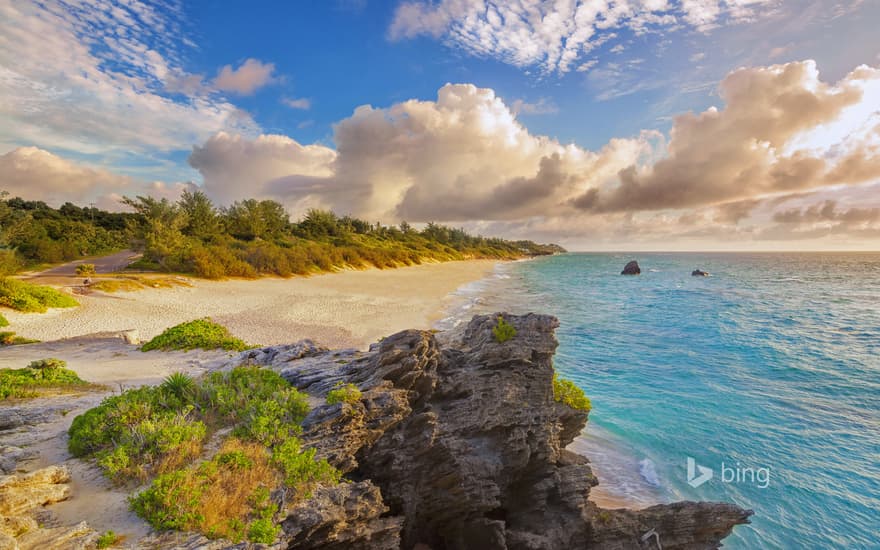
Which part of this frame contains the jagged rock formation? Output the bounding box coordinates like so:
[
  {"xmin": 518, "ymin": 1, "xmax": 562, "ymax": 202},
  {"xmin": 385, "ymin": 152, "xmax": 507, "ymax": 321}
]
[
  {"xmin": 239, "ymin": 313, "xmax": 751, "ymax": 549},
  {"xmin": 621, "ymin": 261, "xmax": 641, "ymax": 275}
]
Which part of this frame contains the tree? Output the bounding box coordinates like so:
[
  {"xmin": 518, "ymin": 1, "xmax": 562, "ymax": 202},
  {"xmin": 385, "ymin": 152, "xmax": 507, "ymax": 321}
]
[{"xmin": 178, "ymin": 190, "xmax": 222, "ymax": 241}]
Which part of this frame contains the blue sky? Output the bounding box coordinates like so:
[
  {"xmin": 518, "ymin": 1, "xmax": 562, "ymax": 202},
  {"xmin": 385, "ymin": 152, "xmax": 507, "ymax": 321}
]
[{"xmin": 1, "ymin": 0, "xmax": 879, "ymax": 249}]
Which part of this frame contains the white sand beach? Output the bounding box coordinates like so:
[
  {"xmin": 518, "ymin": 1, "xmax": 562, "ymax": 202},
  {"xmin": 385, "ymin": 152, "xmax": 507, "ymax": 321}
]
[{"xmin": 4, "ymin": 260, "xmax": 498, "ymax": 351}]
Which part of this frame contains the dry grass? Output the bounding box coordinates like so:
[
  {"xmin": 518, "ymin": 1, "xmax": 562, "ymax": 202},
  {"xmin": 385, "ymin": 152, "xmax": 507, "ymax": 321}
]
[{"xmin": 90, "ymin": 275, "xmax": 191, "ymax": 293}]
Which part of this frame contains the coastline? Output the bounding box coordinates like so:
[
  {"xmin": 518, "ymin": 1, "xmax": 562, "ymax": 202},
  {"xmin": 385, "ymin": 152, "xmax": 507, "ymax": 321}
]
[{"xmin": 2, "ymin": 259, "xmax": 499, "ymax": 352}]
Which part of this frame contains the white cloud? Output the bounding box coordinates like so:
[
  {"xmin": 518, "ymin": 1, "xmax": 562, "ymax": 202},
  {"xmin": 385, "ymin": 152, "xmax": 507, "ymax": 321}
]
[
  {"xmin": 282, "ymin": 97, "xmax": 312, "ymax": 110},
  {"xmin": 0, "ymin": 0, "xmax": 260, "ymax": 158},
  {"xmin": 388, "ymin": 0, "xmax": 775, "ymax": 74},
  {"xmin": 0, "ymin": 147, "xmax": 193, "ymax": 208},
  {"xmin": 212, "ymin": 59, "xmax": 277, "ymax": 95},
  {"xmin": 510, "ymin": 97, "xmax": 559, "ymax": 116}
]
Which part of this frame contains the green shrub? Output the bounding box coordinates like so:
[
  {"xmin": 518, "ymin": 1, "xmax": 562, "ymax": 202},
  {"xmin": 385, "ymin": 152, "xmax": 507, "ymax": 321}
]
[
  {"xmin": 0, "ymin": 331, "xmax": 38, "ymax": 346},
  {"xmin": 0, "ymin": 361, "xmax": 91, "ymax": 399},
  {"xmin": 0, "ymin": 313, "xmax": 8, "ymax": 327},
  {"xmin": 325, "ymin": 382, "xmax": 362, "ymax": 406},
  {"xmin": 0, "ymin": 278, "xmax": 78, "ymax": 312},
  {"xmin": 492, "ymin": 316, "xmax": 517, "ymax": 343},
  {"xmin": 96, "ymin": 530, "xmax": 123, "ymax": 548},
  {"xmin": 272, "ymin": 437, "xmax": 340, "ymax": 491},
  {"xmin": 552, "ymin": 372, "xmax": 591, "ymax": 413},
  {"xmin": 141, "ymin": 318, "xmax": 251, "ymax": 352},
  {"xmin": 76, "ymin": 263, "xmax": 96, "ymax": 276}
]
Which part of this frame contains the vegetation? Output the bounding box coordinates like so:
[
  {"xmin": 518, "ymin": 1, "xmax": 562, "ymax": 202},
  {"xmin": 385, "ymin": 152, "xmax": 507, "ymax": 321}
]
[
  {"xmin": 325, "ymin": 382, "xmax": 362, "ymax": 406},
  {"xmin": 0, "ymin": 358, "xmax": 93, "ymax": 399},
  {"xmin": 76, "ymin": 263, "xmax": 96, "ymax": 276},
  {"xmin": 0, "ymin": 277, "xmax": 78, "ymax": 312},
  {"xmin": 492, "ymin": 316, "xmax": 517, "ymax": 343},
  {"xmin": 0, "ymin": 331, "xmax": 39, "ymax": 346},
  {"xmin": 141, "ymin": 319, "xmax": 252, "ymax": 352},
  {"xmin": 552, "ymin": 372, "xmax": 591, "ymax": 413},
  {"xmin": 0, "ymin": 194, "xmax": 134, "ymax": 273},
  {"xmin": 69, "ymin": 367, "xmax": 339, "ymax": 544},
  {"xmin": 0, "ymin": 312, "xmax": 7, "ymax": 327},
  {"xmin": 90, "ymin": 275, "xmax": 188, "ymax": 293},
  {"xmin": 95, "ymin": 531, "xmax": 124, "ymax": 549}
]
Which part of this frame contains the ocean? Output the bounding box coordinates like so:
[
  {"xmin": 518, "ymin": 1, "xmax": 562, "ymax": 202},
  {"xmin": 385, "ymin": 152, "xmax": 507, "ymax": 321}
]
[{"xmin": 438, "ymin": 252, "xmax": 880, "ymax": 549}]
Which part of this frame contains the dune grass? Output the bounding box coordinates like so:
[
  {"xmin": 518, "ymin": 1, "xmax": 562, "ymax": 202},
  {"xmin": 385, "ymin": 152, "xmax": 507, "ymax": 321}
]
[
  {"xmin": 141, "ymin": 319, "xmax": 252, "ymax": 352},
  {"xmin": 0, "ymin": 358, "xmax": 94, "ymax": 399},
  {"xmin": 0, "ymin": 278, "xmax": 78, "ymax": 313},
  {"xmin": 69, "ymin": 367, "xmax": 339, "ymax": 544},
  {"xmin": 0, "ymin": 331, "xmax": 39, "ymax": 346}
]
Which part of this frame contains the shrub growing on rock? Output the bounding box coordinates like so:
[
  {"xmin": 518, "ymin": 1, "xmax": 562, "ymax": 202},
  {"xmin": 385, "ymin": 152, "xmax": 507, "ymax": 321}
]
[
  {"xmin": 552, "ymin": 372, "xmax": 591, "ymax": 413},
  {"xmin": 325, "ymin": 382, "xmax": 362, "ymax": 406},
  {"xmin": 492, "ymin": 316, "xmax": 517, "ymax": 343}
]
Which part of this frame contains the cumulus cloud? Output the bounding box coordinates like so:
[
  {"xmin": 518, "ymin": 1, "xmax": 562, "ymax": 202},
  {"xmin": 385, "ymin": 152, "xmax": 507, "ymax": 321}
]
[
  {"xmin": 212, "ymin": 59, "xmax": 277, "ymax": 95},
  {"xmin": 0, "ymin": 147, "xmax": 193, "ymax": 209},
  {"xmin": 573, "ymin": 60, "xmax": 880, "ymax": 213},
  {"xmin": 388, "ymin": 0, "xmax": 775, "ymax": 74},
  {"xmin": 191, "ymin": 84, "xmax": 652, "ymax": 220},
  {"xmin": 188, "ymin": 133, "xmax": 336, "ymax": 204}
]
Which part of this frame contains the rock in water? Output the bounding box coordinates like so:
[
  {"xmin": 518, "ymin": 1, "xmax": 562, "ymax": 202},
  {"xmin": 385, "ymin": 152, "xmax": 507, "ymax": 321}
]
[
  {"xmin": 692, "ymin": 269, "xmax": 709, "ymax": 277},
  {"xmin": 621, "ymin": 260, "xmax": 641, "ymax": 275},
  {"xmin": 248, "ymin": 312, "xmax": 752, "ymax": 549}
]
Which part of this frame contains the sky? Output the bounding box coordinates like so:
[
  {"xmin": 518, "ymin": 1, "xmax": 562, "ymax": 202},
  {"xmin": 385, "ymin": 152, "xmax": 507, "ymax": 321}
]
[{"xmin": 1, "ymin": 0, "xmax": 879, "ymax": 251}]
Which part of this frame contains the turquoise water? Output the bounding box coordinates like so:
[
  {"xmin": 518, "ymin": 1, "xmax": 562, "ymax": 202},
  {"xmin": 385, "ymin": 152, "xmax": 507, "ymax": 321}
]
[{"xmin": 445, "ymin": 253, "xmax": 880, "ymax": 549}]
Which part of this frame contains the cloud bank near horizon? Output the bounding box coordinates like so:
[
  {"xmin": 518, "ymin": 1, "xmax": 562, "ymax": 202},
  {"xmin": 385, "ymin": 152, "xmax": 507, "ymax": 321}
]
[{"xmin": 2, "ymin": 59, "xmax": 879, "ymax": 248}]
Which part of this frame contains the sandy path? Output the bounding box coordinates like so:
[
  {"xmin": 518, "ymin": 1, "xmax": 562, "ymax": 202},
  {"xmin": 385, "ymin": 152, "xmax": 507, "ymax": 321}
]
[{"xmin": 4, "ymin": 260, "xmax": 498, "ymax": 351}]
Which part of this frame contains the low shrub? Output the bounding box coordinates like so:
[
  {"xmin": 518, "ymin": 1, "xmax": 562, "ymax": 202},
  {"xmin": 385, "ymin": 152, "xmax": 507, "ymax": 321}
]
[
  {"xmin": 0, "ymin": 313, "xmax": 7, "ymax": 327},
  {"xmin": 0, "ymin": 360, "xmax": 91, "ymax": 399},
  {"xmin": 96, "ymin": 530, "xmax": 124, "ymax": 549},
  {"xmin": 552, "ymin": 372, "xmax": 591, "ymax": 413},
  {"xmin": 0, "ymin": 331, "xmax": 38, "ymax": 346},
  {"xmin": 325, "ymin": 382, "xmax": 362, "ymax": 406},
  {"xmin": 492, "ymin": 316, "xmax": 517, "ymax": 343},
  {"xmin": 141, "ymin": 318, "xmax": 251, "ymax": 352},
  {"xmin": 0, "ymin": 278, "xmax": 78, "ymax": 312}
]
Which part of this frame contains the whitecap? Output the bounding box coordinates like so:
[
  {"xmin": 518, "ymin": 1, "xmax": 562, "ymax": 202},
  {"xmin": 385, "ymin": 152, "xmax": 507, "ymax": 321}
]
[{"xmin": 639, "ymin": 458, "xmax": 661, "ymax": 487}]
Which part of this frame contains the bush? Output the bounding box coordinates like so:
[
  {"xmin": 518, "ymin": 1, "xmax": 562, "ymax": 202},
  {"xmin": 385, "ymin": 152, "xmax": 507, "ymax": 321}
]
[
  {"xmin": 0, "ymin": 313, "xmax": 7, "ymax": 327},
  {"xmin": 76, "ymin": 263, "xmax": 96, "ymax": 276},
  {"xmin": 325, "ymin": 382, "xmax": 362, "ymax": 406},
  {"xmin": 0, "ymin": 278, "xmax": 78, "ymax": 312},
  {"xmin": 0, "ymin": 331, "xmax": 38, "ymax": 346},
  {"xmin": 492, "ymin": 316, "xmax": 517, "ymax": 343},
  {"xmin": 96, "ymin": 530, "xmax": 123, "ymax": 548},
  {"xmin": 0, "ymin": 361, "xmax": 91, "ymax": 399},
  {"xmin": 552, "ymin": 372, "xmax": 591, "ymax": 412},
  {"xmin": 141, "ymin": 318, "xmax": 251, "ymax": 352}
]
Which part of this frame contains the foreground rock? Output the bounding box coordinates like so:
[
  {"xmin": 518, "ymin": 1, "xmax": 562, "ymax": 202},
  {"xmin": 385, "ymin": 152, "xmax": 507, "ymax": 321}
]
[
  {"xmin": 621, "ymin": 261, "xmax": 641, "ymax": 275},
  {"xmin": 0, "ymin": 465, "xmax": 98, "ymax": 549},
  {"xmin": 238, "ymin": 313, "xmax": 752, "ymax": 549}
]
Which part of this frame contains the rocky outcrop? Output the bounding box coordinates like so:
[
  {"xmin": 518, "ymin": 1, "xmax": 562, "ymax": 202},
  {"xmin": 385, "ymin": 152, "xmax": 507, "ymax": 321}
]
[
  {"xmin": 691, "ymin": 269, "xmax": 709, "ymax": 277},
  {"xmin": 621, "ymin": 261, "xmax": 641, "ymax": 275},
  {"xmin": 0, "ymin": 466, "xmax": 98, "ymax": 550},
  {"xmin": 240, "ymin": 313, "xmax": 752, "ymax": 549}
]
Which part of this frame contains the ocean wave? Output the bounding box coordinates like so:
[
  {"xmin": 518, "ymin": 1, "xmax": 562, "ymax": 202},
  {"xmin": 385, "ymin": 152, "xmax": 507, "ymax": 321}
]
[{"xmin": 639, "ymin": 458, "xmax": 661, "ymax": 487}]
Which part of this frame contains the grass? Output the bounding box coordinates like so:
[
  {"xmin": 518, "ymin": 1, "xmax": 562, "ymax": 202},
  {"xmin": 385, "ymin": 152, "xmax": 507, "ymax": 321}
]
[
  {"xmin": 325, "ymin": 382, "xmax": 362, "ymax": 406},
  {"xmin": 492, "ymin": 316, "xmax": 517, "ymax": 343},
  {"xmin": 95, "ymin": 531, "xmax": 124, "ymax": 548},
  {"xmin": 552, "ymin": 372, "xmax": 592, "ymax": 413},
  {"xmin": 141, "ymin": 319, "xmax": 252, "ymax": 352},
  {"xmin": 90, "ymin": 275, "xmax": 189, "ymax": 293},
  {"xmin": 0, "ymin": 358, "xmax": 95, "ymax": 399},
  {"xmin": 0, "ymin": 331, "xmax": 39, "ymax": 346},
  {"xmin": 0, "ymin": 312, "xmax": 7, "ymax": 327},
  {"xmin": 0, "ymin": 277, "xmax": 78, "ymax": 313},
  {"xmin": 69, "ymin": 367, "xmax": 339, "ymax": 544}
]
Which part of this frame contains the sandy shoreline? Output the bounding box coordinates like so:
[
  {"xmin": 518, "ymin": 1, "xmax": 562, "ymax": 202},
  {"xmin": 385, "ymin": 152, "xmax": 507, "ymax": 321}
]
[{"xmin": 3, "ymin": 259, "xmax": 498, "ymax": 351}]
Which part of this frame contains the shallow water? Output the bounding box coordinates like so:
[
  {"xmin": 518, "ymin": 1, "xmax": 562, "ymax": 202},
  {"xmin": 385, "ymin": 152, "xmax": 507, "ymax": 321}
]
[{"xmin": 441, "ymin": 252, "xmax": 880, "ymax": 549}]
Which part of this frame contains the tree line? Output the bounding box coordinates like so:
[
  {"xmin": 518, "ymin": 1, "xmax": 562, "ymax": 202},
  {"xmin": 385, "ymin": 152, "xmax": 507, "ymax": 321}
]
[{"xmin": 0, "ymin": 190, "xmax": 564, "ymax": 278}]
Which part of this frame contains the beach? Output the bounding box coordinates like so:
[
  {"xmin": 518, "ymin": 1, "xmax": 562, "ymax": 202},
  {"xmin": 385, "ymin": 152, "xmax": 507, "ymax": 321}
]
[{"xmin": 3, "ymin": 259, "xmax": 498, "ymax": 352}]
